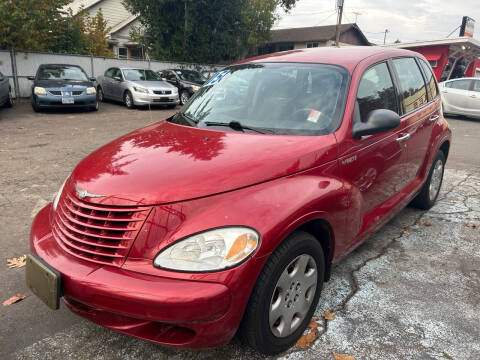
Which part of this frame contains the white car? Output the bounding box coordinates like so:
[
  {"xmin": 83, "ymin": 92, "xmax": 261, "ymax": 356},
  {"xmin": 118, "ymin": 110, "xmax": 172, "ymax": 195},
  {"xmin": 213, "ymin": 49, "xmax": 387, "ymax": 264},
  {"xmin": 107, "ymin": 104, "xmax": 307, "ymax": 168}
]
[{"xmin": 439, "ymin": 77, "xmax": 480, "ymax": 119}]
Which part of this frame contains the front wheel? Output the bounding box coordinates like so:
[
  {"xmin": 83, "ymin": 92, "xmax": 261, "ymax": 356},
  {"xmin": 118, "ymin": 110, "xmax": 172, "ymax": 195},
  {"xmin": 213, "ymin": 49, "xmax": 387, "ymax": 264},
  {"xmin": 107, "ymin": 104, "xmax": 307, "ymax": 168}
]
[
  {"xmin": 32, "ymin": 97, "xmax": 40, "ymax": 112},
  {"xmin": 238, "ymin": 231, "xmax": 325, "ymax": 355},
  {"xmin": 411, "ymin": 150, "xmax": 445, "ymax": 210},
  {"xmin": 124, "ymin": 91, "xmax": 134, "ymax": 109},
  {"xmin": 180, "ymin": 90, "xmax": 190, "ymax": 105},
  {"xmin": 5, "ymin": 88, "xmax": 13, "ymax": 108}
]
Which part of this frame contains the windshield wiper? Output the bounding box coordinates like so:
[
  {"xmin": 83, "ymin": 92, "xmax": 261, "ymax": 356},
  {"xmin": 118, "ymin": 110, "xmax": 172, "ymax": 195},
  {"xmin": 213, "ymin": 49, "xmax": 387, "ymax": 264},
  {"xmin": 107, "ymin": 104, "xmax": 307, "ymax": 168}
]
[{"xmin": 203, "ymin": 121, "xmax": 273, "ymax": 134}]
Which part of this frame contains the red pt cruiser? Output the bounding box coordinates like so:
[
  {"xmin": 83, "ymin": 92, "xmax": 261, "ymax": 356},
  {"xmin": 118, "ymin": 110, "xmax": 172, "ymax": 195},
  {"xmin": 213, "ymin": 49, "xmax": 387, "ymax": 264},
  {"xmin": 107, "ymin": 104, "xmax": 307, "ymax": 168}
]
[{"xmin": 27, "ymin": 47, "xmax": 451, "ymax": 355}]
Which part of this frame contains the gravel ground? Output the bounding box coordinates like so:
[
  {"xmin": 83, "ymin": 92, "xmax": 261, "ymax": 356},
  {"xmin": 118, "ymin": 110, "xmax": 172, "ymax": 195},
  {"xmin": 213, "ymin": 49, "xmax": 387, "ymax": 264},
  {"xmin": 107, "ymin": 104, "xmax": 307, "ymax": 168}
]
[{"xmin": 1, "ymin": 102, "xmax": 479, "ymax": 359}]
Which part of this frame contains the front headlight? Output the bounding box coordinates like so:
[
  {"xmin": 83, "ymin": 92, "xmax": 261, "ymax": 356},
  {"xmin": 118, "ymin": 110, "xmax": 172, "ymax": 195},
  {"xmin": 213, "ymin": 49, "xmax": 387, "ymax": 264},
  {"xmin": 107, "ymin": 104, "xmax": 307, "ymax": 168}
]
[
  {"xmin": 191, "ymin": 85, "xmax": 200, "ymax": 92},
  {"xmin": 172, "ymin": 87, "xmax": 178, "ymax": 94},
  {"xmin": 154, "ymin": 227, "xmax": 259, "ymax": 272},
  {"xmin": 133, "ymin": 86, "xmax": 149, "ymax": 94},
  {"xmin": 53, "ymin": 177, "xmax": 68, "ymax": 211},
  {"xmin": 34, "ymin": 87, "xmax": 47, "ymax": 95},
  {"xmin": 86, "ymin": 87, "xmax": 96, "ymax": 95}
]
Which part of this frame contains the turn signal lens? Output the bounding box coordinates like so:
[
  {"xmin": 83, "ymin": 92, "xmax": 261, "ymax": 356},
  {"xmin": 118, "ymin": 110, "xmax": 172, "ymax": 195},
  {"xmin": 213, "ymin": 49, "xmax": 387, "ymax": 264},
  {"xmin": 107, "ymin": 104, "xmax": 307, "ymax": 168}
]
[{"xmin": 154, "ymin": 227, "xmax": 259, "ymax": 272}]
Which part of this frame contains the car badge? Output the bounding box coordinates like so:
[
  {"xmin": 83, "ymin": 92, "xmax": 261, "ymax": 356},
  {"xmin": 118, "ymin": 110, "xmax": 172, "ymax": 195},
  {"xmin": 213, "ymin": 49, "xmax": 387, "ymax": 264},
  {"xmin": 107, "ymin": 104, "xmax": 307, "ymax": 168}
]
[{"xmin": 74, "ymin": 184, "xmax": 106, "ymax": 199}]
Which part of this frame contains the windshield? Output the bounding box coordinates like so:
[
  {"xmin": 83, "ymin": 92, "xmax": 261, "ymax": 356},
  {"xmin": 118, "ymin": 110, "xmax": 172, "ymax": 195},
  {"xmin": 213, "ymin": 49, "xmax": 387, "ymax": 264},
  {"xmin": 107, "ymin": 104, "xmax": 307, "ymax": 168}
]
[
  {"xmin": 171, "ymin": 63, "xmax": 349, "ymax": 135},
  {"xmin": 37, "ymin": 66, "xmax": 88, "ymax": 81},
  {"xmin": 175, "ymin": 70, "xmax": 207, "ymax": 83},
  {"xmin": 123, "ymin": 69, "xmax": 162, "ymax": 81}
]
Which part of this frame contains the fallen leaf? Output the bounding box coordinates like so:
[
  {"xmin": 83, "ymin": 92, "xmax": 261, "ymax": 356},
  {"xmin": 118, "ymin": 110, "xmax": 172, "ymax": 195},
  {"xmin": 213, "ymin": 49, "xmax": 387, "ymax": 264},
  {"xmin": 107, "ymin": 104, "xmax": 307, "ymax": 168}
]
[
  {"xmin": 450, "ymin": 200, "xmax": 463, "ymax": 204},
  {"xmin": 7, "ymin": 255, "xmax": 27, "ymax": 269},
  {"xmin": 308, "ymin": 317, "xmax": 321, "ymax": 329},
  {"xmin": 402, "ymin": 229, "xmax": 409, "ymax": 236},
  {"xmin": 323, "ymin": 310, "xmax": 336, "ymax": 321},
  {"xmin": 3, "ymin": 294, "xmax": 26, "ymax": 306},
  {"xmin": 466, "ymin": 223, "xmax": 478, "ymax": 228},
  {"xmin": 295, "ymin": 329, "xmax": 317, "ymax": 348},
  {"xmin": 418, "ymin": 221, "xmax": 432, "ymax": 227},
  {"xmin": 333, "ymin": 353, "xmax": 355, "ymax": 360}
]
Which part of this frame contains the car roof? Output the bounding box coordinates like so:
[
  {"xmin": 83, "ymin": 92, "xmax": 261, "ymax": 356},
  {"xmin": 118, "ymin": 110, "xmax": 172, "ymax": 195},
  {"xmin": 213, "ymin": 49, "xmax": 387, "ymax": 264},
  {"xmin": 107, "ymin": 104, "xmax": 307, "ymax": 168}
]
[
  {"xmin": 441, "ymin": 77, "xmax": 478, "ymax": 82},
  {"xmin": 39, "ymin": 64, "xmax": 83, "ymax": 68},
  {"xmin": 117, "ymin": 67, "xmax": 150, "ymax": 70},
  {"xmin": 238, "ymin": 46, "xmax": 420, "ymax": 73}
]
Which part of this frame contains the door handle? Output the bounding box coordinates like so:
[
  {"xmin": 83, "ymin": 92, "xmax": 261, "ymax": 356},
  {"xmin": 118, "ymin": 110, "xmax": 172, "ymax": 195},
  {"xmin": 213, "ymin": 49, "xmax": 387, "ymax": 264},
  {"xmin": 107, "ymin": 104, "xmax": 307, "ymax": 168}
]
[
  {"xmin": 396, "ymin": 133, "xmax": 410, "ymax": 142},
  {"xmin": 429, "ymin": 115, "xmax": 440, "ymax": 122}
]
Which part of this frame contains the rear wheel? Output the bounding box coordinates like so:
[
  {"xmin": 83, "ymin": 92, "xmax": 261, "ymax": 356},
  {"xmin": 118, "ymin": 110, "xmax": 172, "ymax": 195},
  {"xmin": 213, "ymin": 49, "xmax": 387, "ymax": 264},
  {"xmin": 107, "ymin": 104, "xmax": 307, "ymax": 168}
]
[
  {"xmin": 411, "ymin": 150, "xmax": 445, "ymax": 210},
  {"xmin": 124, "ymin": 91, "xmax": 134, "ymax": 109},
  {"xmin": 5, "ymin": 88, "xmax": 13, "ymax": 108},
  {"xmin": 238, "ymin": 231, "xmax": 325, "ymax": 355},
  {"xmin": 97, "ymin": 87, "xmax": 104, "ymax": 102}
]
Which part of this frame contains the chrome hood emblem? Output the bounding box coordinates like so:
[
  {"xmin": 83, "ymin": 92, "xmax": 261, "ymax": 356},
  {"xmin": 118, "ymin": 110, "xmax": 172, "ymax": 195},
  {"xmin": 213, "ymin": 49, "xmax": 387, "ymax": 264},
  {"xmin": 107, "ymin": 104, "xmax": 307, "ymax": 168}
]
[{"xmin": 74, "ymin": 184, "xmax": 106, "ymax": 199}]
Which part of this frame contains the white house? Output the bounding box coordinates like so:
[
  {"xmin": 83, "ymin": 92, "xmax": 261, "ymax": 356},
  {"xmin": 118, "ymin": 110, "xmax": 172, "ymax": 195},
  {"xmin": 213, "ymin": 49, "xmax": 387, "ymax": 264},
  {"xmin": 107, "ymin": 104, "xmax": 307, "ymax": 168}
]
[{"xmin": 67, "ymin": 0, "xmax": 143, "ymax": 59}]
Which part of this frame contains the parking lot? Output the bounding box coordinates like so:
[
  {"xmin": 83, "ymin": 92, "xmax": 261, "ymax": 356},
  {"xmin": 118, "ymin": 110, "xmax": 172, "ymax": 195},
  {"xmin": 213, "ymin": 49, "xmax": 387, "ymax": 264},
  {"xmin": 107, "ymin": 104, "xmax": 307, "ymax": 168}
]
[{"xmin": 1, "ymin": 102, "xmax": 479, "ymax": 359}]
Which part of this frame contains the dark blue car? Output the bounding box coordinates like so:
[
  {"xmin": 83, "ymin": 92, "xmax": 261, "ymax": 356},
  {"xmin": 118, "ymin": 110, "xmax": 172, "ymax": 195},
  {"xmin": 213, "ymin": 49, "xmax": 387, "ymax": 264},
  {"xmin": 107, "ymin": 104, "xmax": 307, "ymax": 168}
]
[{"xmin": 28, "ymin": 64, "xmax": 98, "ymax": 112}]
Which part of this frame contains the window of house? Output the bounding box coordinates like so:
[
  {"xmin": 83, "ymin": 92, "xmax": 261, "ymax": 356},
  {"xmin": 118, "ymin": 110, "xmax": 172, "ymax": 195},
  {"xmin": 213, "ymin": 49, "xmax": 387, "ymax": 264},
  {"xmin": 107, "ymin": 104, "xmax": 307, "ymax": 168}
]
[
  {"xmin": 357, "ymin": 62, "xmax": 398, "ymax": 122},
  {"xmin": 419, "ymin": 59, "xmax": 438, "ymax": 101},
  {"xmin": 118, "ymin": 47, "xmax": 128, "ymax": 59},
  {"xmin": 392, "ymin": 57, "xmax": 428, "ymax": 113},
  {"xmin": 278, "ymin": 44, "xmax": 294, "ymax": 52},
  {"xmin": 130, "ymin": 47, "xmax": 142, "ymax": 59},
  {"xmin": 307, "ymin": 42, "xmax": 319, "ymax": 48},
  {"xmin": 445, "ymin": 79, "xmax": 471, "ymax": 90}
]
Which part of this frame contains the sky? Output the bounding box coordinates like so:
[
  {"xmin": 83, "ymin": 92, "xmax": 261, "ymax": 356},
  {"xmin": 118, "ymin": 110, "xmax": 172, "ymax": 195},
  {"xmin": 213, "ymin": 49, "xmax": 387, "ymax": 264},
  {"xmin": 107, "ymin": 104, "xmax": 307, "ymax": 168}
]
[{"xmin": 275, "ymin": 0, "xmax": 480, "ymax": 44}]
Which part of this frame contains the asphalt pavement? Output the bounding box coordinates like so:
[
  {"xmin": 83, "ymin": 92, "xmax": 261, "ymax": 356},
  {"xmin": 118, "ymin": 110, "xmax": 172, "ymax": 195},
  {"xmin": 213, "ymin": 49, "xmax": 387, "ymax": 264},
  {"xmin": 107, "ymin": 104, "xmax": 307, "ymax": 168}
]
[{"xmin": 0, "ymin": 102, "xmax": 479, "ymax": 359}]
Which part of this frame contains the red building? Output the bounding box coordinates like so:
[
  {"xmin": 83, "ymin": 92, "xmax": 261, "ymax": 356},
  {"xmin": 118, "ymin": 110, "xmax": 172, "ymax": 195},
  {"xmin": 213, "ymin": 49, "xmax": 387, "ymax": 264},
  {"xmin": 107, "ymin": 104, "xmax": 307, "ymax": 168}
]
[{"xmin": 389, "ymin": 37, "xmax": 480, "ymax": 81}]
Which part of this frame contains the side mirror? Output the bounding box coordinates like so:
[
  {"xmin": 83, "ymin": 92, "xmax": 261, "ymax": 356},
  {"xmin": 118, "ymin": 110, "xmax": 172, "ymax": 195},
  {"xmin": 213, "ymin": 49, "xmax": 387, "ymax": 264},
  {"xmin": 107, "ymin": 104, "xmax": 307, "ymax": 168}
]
[
  {"xmin": 89, "ymin": 77, "xmax": 96, "ymax": 82},
  {"xmin": 113, "ymin": 76, "xmax": 122, "ymax": 82},
  {"xmin": 353, "ymin": 109, "xmax": 400, "ymax": 138},
  {"xmin": 161, "ymin": 78, "xmax": 167, "ymax": 81},
  {"xmin": 27, "ymin": 76, "xmax": 35, "ymax": 81}
]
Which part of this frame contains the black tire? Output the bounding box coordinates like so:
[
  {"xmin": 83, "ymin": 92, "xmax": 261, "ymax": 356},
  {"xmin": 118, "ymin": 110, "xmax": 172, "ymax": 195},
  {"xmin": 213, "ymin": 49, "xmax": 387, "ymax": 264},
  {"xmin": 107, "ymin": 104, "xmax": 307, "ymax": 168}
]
[
  {"xmin": 411, "ymin": 150, "xmax": 445, "ymax": 210},
  {"xmin": 90, "ymin": 102, "xmax": 99, "ymax": 111},
  {"xmin": 180, "ymin": 90, "xmax": 190, "ymax": 105},
  {"xmin": 32, "ymin": 97, "xmax": 40, "ymax": 112},
  {"xmin": 97, "ymin": 87, "xmax": 104, "ymax": 102},
  {"xmin": 5, "ymin": 88, "xmax": 13, "ymax": 108},
  {"xmin": 238, "ymin": 231, "xmax": 325, "ymax": 355},
  {"xmin": 124, "ymin": 90, "xmax": 134, "ymax": 109},
  {"xmin": 166, "ymin": 104, "xmax": 176, "ymax": 109}
]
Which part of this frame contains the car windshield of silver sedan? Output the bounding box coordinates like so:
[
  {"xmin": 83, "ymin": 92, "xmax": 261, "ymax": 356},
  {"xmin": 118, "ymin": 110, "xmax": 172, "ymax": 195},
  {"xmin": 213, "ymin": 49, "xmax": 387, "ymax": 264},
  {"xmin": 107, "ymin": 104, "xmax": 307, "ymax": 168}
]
[
  {"xmin": 37, "ymin": 66, "xmax": 88, "ymax": 81},
  {"xmin": 123, "ymin": 69, "xmax": 162, "ymax": 81},
  {"xmin": 171, "ymin": 63, "xmax": 349, "ymax": 135}
]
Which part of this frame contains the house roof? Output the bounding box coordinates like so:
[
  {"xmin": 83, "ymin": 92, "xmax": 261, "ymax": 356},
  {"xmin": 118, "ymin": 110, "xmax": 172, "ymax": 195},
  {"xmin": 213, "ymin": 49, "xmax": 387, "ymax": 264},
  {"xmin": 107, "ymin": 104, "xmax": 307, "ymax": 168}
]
[
  {"xmin": 271, "ymin": 23, "xmax": 369, "ymax": 45},
  {"xmin": 65, "ymin": 0, "xmax": 103, "ymax": 14}
]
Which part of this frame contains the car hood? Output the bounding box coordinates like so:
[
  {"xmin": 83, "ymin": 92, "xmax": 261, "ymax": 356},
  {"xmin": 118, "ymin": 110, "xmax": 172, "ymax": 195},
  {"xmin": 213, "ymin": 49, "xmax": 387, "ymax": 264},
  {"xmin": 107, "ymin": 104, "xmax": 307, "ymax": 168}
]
[
  {"xmin": 34, "ymin": 79, "xmax": 93, "ymax": 88},
  {"xmin": 70, "ymin": 121, "xmax": 337, "ymax": 206},
  {"xmin": 128, "ymin": 80, "xmax": 175, "ymax": 90}
]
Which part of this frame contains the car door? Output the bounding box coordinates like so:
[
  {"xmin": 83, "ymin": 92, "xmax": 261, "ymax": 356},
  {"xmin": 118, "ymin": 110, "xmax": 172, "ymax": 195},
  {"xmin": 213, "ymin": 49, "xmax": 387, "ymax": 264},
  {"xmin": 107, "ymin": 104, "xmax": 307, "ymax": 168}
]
[
  {"xmin": 339, "ymin": 61, "xmax": 408, "ymax": 242},
  {"xmin": 111, "ymin": 68, "xmax": 124, "ymax": 100},
  {"xmin": 441, "ymin": 78, "xmax": 472, "ymax": 114},
  {"xmin": 102, "ymin": 68, "xmax": 114, "ymax": 98},
  {"xmin": 390, "ymin": 57, "xmax": 438, "ymax": 183},
  {"xmin": 0, "ymin": 71, "xmax": 8, "ymax": 104},
  {"xmin": 466, "ymin": 79, "xmax": 480, "ymax": 118},
  {"xmin": 165, "ymin": 71, "xmax": 179, "ymax": 90}
]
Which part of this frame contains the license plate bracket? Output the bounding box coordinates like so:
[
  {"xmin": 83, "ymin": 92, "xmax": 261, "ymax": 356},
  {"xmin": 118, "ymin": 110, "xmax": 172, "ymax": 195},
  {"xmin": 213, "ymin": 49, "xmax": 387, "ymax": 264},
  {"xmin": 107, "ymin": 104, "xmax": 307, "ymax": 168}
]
[{"xmin": 25, "ymin": 254, "xmax": 61, "ymax": 310}]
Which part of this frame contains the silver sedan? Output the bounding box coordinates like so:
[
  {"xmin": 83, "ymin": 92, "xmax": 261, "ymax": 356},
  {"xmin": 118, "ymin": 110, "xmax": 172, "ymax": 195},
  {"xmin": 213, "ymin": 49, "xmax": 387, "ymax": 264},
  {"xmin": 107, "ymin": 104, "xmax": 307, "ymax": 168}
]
[
  {"xmin": 440, "ymin": 77, "xmax": 480, "ymax": 119},
  {"xmin": 97, "ymin": 67, "xmax": 179, "ymax": 109}
]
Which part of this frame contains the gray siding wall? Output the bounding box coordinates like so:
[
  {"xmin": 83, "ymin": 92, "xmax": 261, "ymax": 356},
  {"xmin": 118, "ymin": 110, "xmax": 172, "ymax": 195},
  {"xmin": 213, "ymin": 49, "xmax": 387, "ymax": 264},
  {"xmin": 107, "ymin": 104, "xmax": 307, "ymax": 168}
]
[{"xmin": 0, "ymin": 50, "xmax": 224, "ymax": 98}]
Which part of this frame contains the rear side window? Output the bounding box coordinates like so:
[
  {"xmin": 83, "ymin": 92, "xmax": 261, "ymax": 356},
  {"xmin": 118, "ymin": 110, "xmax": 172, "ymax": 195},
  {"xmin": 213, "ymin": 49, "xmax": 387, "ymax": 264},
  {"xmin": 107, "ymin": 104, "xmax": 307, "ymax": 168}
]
[
  {"xmin": 473, "ymin": 80, "xmax": 480, "ymax": 93},
  {"xmin": 419, "ymin": 59, "xmax": 438, "ymax": 101},
  {"xmin": 357, "ymin": 62, "xmax": 398, "ymax": 122},
  {"xmin": 392, "ymin": 58, "xmax": 428, "ymax": 113},
  {"xmin": 446, "ymin": 79, "xmax": 471, "ymax": 90}
]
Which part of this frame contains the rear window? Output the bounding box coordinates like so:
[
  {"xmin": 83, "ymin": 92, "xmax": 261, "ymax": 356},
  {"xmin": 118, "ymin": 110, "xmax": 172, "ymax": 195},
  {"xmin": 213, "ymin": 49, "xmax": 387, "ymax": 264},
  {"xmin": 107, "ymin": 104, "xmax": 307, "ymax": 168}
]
[
  {"xmin": 172, "ymin": 63, "xmax": 349, "ymax": 136},
  {"xmin": 392, "ymin": 58, "xmax": 428, "ymax": 113}
]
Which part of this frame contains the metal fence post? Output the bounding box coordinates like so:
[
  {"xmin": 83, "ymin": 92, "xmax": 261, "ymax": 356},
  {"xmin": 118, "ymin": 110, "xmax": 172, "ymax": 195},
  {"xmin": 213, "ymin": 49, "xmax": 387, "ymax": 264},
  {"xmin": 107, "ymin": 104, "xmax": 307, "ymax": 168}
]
[{"xmin": 10, "ymin": 48, "xmax": 19, "ymax": 98}]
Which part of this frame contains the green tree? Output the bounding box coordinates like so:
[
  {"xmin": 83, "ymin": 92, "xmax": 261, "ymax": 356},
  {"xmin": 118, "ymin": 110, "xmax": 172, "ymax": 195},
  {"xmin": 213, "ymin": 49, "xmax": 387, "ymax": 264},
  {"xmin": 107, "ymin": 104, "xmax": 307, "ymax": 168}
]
[
  {"xmin": 0, "ymin": 0, "xmax": 72, "ymax": 51},
  {"xmin": 123, "ymin": 0, "xmax": 298, "ymax": 63},
  {"xmin": 85, "ymin": 10, "xmax": 113, "ymax": 57}
]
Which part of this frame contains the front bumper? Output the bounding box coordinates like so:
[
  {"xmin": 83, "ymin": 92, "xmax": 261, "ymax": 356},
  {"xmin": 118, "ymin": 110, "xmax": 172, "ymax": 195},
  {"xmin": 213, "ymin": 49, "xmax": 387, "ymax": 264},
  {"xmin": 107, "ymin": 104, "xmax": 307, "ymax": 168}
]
[
  {"xmin": 132, "ymin": 92, "xmax": 179, "ymax": 106},
  {"xmin": 34, "ymin": 94, "xmax": 97, "ymax": 108},
  {"xmin": 30, "ymin": 204, "xmax": 242, "ymax": 348}
]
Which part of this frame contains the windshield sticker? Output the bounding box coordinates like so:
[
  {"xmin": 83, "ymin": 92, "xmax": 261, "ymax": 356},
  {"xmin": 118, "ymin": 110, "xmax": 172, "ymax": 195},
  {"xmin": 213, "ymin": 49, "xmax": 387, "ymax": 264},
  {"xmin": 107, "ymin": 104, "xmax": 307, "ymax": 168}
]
[
  {"xmin": 204, "ymin": 70, "xmax": 230, "ymax": 87},
  {"xmin": 306, "ymin": 110, "xmax": 322, "ymax": 123}
]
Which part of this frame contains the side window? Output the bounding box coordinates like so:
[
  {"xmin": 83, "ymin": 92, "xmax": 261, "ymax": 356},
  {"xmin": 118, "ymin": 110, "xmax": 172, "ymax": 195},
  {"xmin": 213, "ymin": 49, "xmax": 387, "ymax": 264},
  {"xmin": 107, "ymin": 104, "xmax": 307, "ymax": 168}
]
[
  {"xmin": 357, "ymin": 62, "xmax": 398, "ymax": 122},
  {"xmin": 419, "ymin": 59, "xmax": 438, "ymax": 101},
  {"xmin": 112, "ymin": 68, "xmax": 122, "ymax": 79},
  {"xmin": 105, "ymin": 68, "xmax": 114, "ymax": 78},
  {"xmin": 392, "ymin": 57, "xmax": 428, "ymax": 113},
  {"xmin": 166, "ymin": 71, "xmax": 176, "ymax": 80},
  {"xmin": 473, "ymin": 80, "xmax": 480, "ymax": 93},
  {"xmin": 446, "ymin": 79, "xmax": 471, "ymax": 90}
]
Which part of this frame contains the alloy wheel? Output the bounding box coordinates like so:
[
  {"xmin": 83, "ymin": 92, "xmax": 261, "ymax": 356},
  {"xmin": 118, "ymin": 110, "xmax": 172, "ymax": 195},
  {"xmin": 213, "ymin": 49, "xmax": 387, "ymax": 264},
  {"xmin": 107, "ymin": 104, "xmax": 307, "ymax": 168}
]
[
  {"xmin": 125, "ymin": 93, "xmax": 133, "ymax": 108},
  {"xmin": 429, "ymin": 159, "xmax": 443, "ymax": 201},
  {"xmin": 269, "ymin": 254, "xmax": 318, "ymax": 338},
  {"xmin": 181, "ymin": 91, "xmax": 189, "ymax": 105}
]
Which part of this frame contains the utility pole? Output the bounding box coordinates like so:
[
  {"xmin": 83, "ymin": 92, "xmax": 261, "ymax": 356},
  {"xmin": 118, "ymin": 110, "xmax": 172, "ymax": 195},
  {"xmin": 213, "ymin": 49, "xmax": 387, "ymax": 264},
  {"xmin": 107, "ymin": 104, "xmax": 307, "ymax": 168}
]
[
  {"xmin": 335, "ymin": 0, "xmax": 344, "ymax": 47},
  {"xmin": 383, "ymin": 29, "xmax": 389, "ymax": 44}
]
